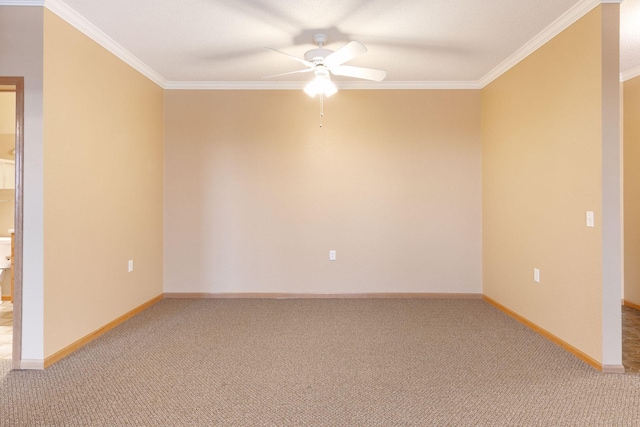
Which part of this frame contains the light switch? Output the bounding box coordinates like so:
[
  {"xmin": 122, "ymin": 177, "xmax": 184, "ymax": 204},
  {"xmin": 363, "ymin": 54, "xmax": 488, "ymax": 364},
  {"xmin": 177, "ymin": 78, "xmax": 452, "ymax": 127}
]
[
  {"xmin": 329, "ymin": 250, "xmax": 336, "ymax": 261},
  {"xmin": 586, "ymin": 211, "xmax": 594, "ymax": 228},
  {"xmin": 533, "ymin": 268, "xmax": 540, "ymax": 283}
]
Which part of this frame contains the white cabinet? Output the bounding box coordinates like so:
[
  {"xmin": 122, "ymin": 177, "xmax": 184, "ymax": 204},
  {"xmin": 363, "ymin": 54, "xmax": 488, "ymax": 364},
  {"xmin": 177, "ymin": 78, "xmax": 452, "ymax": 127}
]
[{"xmin": 0, "ymin": 159, "xmax": 15, "ymax": 189}]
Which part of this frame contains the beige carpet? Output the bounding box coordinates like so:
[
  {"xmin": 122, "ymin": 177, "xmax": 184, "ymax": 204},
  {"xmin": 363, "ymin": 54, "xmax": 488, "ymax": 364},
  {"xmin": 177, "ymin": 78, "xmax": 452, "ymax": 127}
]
[{"xmin": 1, "ymin": 298, "xmax": 639, "ymax": 426}]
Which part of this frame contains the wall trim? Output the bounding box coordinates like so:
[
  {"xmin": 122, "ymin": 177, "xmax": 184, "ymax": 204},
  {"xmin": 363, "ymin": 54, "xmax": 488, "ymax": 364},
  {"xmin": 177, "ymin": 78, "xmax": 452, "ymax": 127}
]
[
  {"xmin": 163, "ymin": 80, "xmax": 482, "ymax": 91},
  {"xmin": 43, "ymin": 294, "xmax": 163, "ymax": 369},
  {"xmin": 623, "ymin": 299, "xmax": 640, "ymax": 311},
  {"xmin": 40, "ymin": 0, "xmax": 166, "ymax": 88},
  {"xmin": 0, "ymin": 0, "xmax": 43, "ymax": 5},
  {"xmin": 2, "ymin": 0, "xmax": 632, "ymax": 88},
  {"xmin": 622, "ymin": 64, "xmax": 640, "ymax": 82},
  {"xmin": 19, "ymin": 359, "xmax": 44, "ymax": 370},
  {"xmin": 479, "ymin": 0, "xmax": 616, "ymax": 87},
  {"xmin": 483, "ymin": 295, "xmax": 610, "ymax": 372},
  {"xmin": 602, "ymin": 364, "xmax": 626, "ymax": 374},
  {"xmin": 163, "ymin": 292, "xmax": 482, "ymax": 299}
]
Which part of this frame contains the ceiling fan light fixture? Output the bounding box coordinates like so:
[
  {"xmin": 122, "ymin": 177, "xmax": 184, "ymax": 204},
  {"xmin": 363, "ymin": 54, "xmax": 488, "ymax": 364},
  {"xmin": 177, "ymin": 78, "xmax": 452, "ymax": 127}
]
[
  {"xmin": 304, "ymin": 66, "xmax": 337, "ymax": 98},
  {"xmin": 304, "ymin": 76, "xmax": 337, "ymax": 97}
]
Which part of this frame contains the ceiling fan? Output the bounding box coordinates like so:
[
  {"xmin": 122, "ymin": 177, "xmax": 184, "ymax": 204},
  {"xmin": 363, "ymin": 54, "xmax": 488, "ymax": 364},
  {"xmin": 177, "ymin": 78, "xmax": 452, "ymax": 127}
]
[{"xmin": 266, "ymin": 34, "xmax": 387, "ymax": 97}]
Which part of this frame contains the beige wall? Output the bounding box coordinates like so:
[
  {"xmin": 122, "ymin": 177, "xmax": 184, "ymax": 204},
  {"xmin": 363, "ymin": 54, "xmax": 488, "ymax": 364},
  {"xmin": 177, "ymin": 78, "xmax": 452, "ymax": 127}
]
[
  {"xmin": 482, "ymin": 6, "xmax": 619, "ymax": 364},
  {"xmin": 624, "ymin": 76, "xmax": 640, "ymax": 305},
  {"xmin": 43, "ymin": 11, "xmax": 164, "ymax": 357},
  {"xmin": 164, "ymin": 90, "xmax": 482, "ymax": 294}
]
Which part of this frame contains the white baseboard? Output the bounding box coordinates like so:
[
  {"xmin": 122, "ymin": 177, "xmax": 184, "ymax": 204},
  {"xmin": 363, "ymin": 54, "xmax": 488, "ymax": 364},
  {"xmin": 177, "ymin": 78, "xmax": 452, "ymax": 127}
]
[
  {"xmin": 19, "ymin": 359, "xmax": 44, "ymax": 370},
  {"xmin": 602, "ymin": 364, "xmax": 626, "ymax": 374}
]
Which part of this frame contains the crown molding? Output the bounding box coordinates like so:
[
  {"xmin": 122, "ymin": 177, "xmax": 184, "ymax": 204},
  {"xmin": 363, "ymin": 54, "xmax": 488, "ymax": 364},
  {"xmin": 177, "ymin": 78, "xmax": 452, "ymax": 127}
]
[
  {"xmin": 41, "ymin": 0, "xmax": 167, "ymax": 88},
  {"xmin": 0, "ymin": 0, "xmax": 166, "ymax": 87},
  {"xmin": 478, "ymin": 0, "xmax": 620, "ymax": 88},
  {"xmin": 0, "ymin": 1, "xmax": 482, "ymax": 90},
  {"xmin": 0, "ymin": 0, "xmax": 44, "ymax": 5},
  {"xmin": 3, "ymin": 0, "xmax": 627, "ymax": 89},
  {"xmin": 165, "ymin": 81, "xmax": 306, "ymax": 90},
  {"xmin": 621, "ymin": 64, "xmax": 640, "ymax": 82},
  {"xmin": 164, "ymin": 80, "xmax": 482, "ymax": 90},
  {"xmin": 338, "ymin": 81, "xmax": 482, "ymax": 90}
]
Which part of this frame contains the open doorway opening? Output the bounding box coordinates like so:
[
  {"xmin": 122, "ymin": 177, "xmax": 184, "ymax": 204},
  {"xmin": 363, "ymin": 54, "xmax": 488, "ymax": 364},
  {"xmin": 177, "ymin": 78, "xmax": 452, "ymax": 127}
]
[
  {"xmin": 0, "ymin": 84, "xmax": 15, "ymax": 363},
  {"xmin": 0, "ymin": 77, "xmax": 23, "ymax": 370}
]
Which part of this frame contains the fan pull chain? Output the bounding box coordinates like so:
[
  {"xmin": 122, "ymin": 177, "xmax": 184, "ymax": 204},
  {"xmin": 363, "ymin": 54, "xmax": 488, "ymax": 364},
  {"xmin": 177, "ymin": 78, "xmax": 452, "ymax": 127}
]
[{"xmin": 319, "ymin": 93, "xmax": 324, "ymax": 128}]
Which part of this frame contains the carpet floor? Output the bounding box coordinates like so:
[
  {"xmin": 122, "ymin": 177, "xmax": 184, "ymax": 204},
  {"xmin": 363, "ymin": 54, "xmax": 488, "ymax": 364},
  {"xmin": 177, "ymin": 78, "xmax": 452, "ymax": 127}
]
[{"xmin": 1, "ymin": 298, "xmax": 639, "ymax": 426}]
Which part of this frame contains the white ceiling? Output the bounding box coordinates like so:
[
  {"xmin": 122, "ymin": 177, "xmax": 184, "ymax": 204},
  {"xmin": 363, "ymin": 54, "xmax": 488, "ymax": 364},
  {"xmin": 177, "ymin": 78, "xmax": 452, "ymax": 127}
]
[{"xmin": 37, "ymin": 0, "xmax": 640, "ymax": 87}]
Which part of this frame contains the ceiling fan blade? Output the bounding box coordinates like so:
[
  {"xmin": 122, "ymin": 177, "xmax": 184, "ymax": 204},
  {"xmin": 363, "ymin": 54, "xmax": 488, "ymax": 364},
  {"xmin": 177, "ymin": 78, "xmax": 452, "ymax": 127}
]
[
  {"xmin": 265, "ymin": 47, "xmax": 314, "ymax": 68},
  {"xmin": 324, "ymin": 41, "xmax": 367, "ymax": 67},
  {"xmin": 262, "ymin": 68, "xmax": 315, "ymax": 79},
  {"xmin": 329, "ymin": 65, "xmax": 387, "ymax": 82}
]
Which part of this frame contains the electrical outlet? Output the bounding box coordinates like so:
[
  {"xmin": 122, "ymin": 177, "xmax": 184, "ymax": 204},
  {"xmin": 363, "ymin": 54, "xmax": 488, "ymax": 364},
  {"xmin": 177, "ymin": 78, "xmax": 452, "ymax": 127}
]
[
  {"xmin": 128, "ymin": 259, "xmax": 134, "ymax": 273},
  {"xmin": 533, "ymin": 268, "xmax": 540, "ymax": 283},
  {"xmin": 329, "ymin": 250, "xmax": 336, "ymax": 261},
  {"xmin": 586, "ymin": 211, "xmax": 594, "ymax": 227}
]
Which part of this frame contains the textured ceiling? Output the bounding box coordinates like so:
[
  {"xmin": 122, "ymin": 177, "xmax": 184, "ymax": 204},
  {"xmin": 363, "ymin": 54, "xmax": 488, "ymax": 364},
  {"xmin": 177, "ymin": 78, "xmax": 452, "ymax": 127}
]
[
  {"xmin": 622, "ymin": 0, "xmax": 640, "ymax": 72},
  {"xmin": 54, "ymin": 0, "xmax": 640, "ymax": 84}
]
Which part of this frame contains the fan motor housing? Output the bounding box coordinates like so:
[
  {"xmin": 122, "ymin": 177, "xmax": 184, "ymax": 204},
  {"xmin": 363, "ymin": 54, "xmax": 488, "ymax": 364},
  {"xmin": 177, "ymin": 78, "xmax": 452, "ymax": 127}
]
[{"xmin": 304, "ymin": 48, "xmax": 333, "ymax": 63}]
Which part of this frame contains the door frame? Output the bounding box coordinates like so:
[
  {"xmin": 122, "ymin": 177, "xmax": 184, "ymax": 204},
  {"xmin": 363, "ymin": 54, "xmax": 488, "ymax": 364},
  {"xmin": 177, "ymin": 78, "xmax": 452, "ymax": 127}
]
[{"xmin": 0, "ymin": 77, "xmax": 24, "ymax": 370}]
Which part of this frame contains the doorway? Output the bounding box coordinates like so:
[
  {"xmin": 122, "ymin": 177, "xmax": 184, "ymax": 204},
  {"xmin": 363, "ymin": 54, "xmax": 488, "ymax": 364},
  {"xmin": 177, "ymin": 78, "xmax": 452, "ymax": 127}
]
[{"xmin": 0, "ymin": 77, "xmax": 24, "ymax": 370}]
